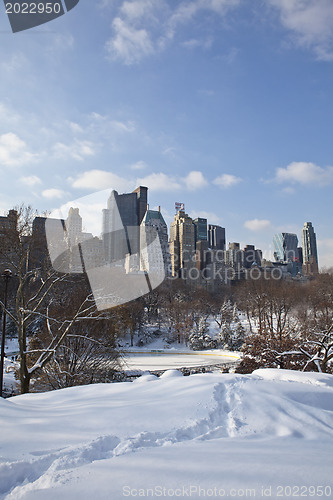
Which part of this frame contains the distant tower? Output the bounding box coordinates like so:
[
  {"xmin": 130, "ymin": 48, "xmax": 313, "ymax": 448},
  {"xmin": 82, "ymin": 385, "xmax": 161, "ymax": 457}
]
[
  {"xmin": 102, "ymin": 186, "xmax": 148, "ymax": 264},
  {"xmin": 225, "ymin": 242, "xmax": 243, "ymax": 270},
  {"xmin": 66, "ymin": 208, "xmax": 82, "ymax": 247},
  {"xmin": 140, "ymin": 206, "xmax": 169, "ymax": 275},
  {"xmin": 208, "ymin": 224, "xmax": 225, "ymax": 251},
  {"xmin": 169, "ymin": 210, "xmax": 195, "ymax": 278},
  {"xmin": 243, "ymin": 244, "xmax": 262, "ymax": 269},
  {"xmin": 193, "ymin": 218, "xmax": 207, "ymax": 245},
  {"xmin": 273, "ymin": 233, "xmax": 298, "ymax": 262},
  {"xmin": 302, "ymin": 222, "xmax": 319, "ymax": 275}
]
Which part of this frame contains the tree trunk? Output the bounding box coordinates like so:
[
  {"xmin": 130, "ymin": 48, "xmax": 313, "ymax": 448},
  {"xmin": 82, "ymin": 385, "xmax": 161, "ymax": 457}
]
[{"xmin": 18, "ymin": 319, "xmax": 31, "ymax": 393}]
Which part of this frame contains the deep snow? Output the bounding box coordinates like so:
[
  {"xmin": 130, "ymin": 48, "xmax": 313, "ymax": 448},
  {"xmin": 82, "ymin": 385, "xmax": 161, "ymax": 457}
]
[{"xmin": 0, "ymin": 369, "xmax": 332, "ymax": 499}]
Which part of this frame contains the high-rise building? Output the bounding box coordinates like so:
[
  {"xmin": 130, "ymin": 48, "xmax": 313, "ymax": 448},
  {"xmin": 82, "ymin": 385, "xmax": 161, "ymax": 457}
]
[
  {"xmin": 297, "ymin": 247, "xmax": 303, "ymax": 264},
  {"xmin": 140, "ymin": 206, "xmax": 169, "ymax": 275},
  {"xmin": 31, "ymin": 216, "xmax": 66, "ymax": 271},
  {"xmin": 169, "ymin": 210, "xmax": 195, "ymax": 278},
  {"xmin": 208, "ymin": 224, "xmax": 225, "ymax": 251},
  {"xmin": 0, "ymin": 210, "xmax": 18, "ymax": 270},
  {"xmin": 66, "ymin": 208, "xmax": 82, "ymax": 246},
  {"xmin": 243, "ymin": 245, "xmax": 262, "ymax": 269},
  {"xmin": 102, "ymin": 186, "xmax": 148, "ymax": 264},
  {"xmin": 225, "ymin": 242, "xmax": 243, "ymax": 270},
  {"xmin": 273, "ymin": 233, "xmax": 298, "ymax": 262},
  {"xmin": 193, "ymin": 218, "xmax": 207, "ymax": 244},
  {"xmin": 302, "ymin": 222, "xmax": 318, "ymax": 275}
]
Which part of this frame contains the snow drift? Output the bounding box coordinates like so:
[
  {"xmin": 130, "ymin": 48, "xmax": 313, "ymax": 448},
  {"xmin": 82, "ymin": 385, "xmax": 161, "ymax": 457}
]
[{"xmin": 0, "ymin": 369, "xmax": 332, "ymax": 499}]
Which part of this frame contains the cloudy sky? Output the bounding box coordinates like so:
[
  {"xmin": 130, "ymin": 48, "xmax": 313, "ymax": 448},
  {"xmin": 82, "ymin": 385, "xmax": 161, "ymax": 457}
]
[{"xmin": 0, "ymin": 0, "xmax": 332, "ymax": 267}]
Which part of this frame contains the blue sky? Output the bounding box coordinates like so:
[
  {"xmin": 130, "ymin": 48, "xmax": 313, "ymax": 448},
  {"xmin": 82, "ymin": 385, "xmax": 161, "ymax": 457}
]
[{"xmin": 0, "ymin": 0, "xmax": 332, "ymax": 267}]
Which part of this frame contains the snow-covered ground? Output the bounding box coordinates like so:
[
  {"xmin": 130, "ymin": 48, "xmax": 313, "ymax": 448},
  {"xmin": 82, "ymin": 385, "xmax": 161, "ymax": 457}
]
[{"xmin": 0, "ymin": 369, "xmax": 332, "ymax": 499}]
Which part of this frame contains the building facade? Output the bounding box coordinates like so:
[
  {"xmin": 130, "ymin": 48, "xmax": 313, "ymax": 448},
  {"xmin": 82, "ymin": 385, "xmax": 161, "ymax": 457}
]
[
  {"xmin": 273, "ymin": 233, "xmax": 299, "ymax": 262},
  {"xmin": 169, "ymin": 210, "xmax": 195, "ymax": 278},
  {"xmin": 193, "ymin": 218, "xmax": 207, "ymax": 245},
  {"xmin": 140, "ymin": 207, "xmax": 170, "ymax": 275},
  {"xmin": 208, "ymin": 224, "xmax": 225, "ymax": 251},
  {"xmin": 102, "ymin": 186, "xmax": 148, "ymax": 264},
  {"xmin": 302, "ymin": 222, "xmax": 319, "ymax": 275}
]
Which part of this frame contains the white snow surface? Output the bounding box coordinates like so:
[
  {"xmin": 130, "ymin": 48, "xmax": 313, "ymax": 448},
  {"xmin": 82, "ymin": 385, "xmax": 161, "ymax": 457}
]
[{"xmin": 0, "ymin": 369, "xmax": 333, "ymax": 499}]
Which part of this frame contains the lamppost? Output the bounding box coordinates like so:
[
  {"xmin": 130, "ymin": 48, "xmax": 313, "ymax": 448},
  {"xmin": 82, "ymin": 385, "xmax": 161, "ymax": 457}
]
[{"xmin": 0, "ymin": 269, "xmax": 12, "ymax": 398}]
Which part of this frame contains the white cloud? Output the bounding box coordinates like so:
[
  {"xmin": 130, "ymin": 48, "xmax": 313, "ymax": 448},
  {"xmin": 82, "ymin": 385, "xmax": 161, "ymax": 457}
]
[
  {"xmin": 213, "ymin": 173, "xmax": 242, "ymax": 189},
  {"xmin": 47, "ymin": 34, "xmax": 74, "ymax": 52},
  {"xmin": 19, "ymin": 175, "xmax": 42, "ymax": 187},
  {"xmin": 275, "ymin": 161, "xmax": 333, "ymax": 186},
  {"xmin": 184, "ymin": 171, "xmax": 208, "ymax": 191},
  {"xmin": 105, "ymin": 0, "xmax": 241, "ymax": 64},
  {"xmin": 52, "ymin": 140, "xmax": 95, "ymax": 162},
  {"xmin": 137, "ymin": 170, "xmax": 208, "ymax": 191},
  {"xmin": 244, "ymin": 219, "xmax": 272, "ymax": 231},
  {"xmin": 70, "ymin": 170, "xmax": 132, "ymax": 192},
  {"xmin": 162, "ymin": 146, "xmax": 177, "ymax": 158},
  {"xmin": 57, "ymin": 192, "xmax": 110, "ymax": 236},
  {"xmin": 120, "ymin": 0, "xmax": 163, "ymax": 21},
  {"xmin": 267, "ymin": 0, "xmax": 333, "ymax": 60},
  {"xmin": 106, "ymin": 17, "xmax": 154, "ymax": 64},
  {"xmin": 0, "ymin": 133, "xmax": 36, "ymax": 167},
  {"xmin": 0, "ymin": 52, "xmax": 29, "ymax": 74},
  {"xmin": 89, "ymin": 113, "xmax": 136, "ymax": 135},
  {"xmin": 281, "ymin": 186, "xmax": 296, "ymax": 195},
  {"xmin": 168, "ymin": 0, "xmax": 240, "ymax": 28},
  {"xmin": 69, "ymin": 122, "xmax": 84, "ymax": 134},
  {"xmin": 182, "ymin": 38, "xmax": 213, "ymax": 49},
  {"xmin": 190, "ymin": 210, "xmax": 220, "ymax": 225},
  {"xmin": 224, "ymin": 46, "xmax": 240, "ymax": 64},
  {"xmin": 317, "ymin": 238, "xmax": 333, "ymax": 269},
  {"xmin": 110, "ymin": 120, "xmax": 136, "ymax": 133},
  {"xmin": 137, "ymin": 172, "xmax": 181, "ymax": 191},
  {"xmin": 42, "ymin": 188, "xmax": 66, "ymax": 200},
  {"xmin": 130, "ymin": 160, "xmax": 147, "ymax": 170}
]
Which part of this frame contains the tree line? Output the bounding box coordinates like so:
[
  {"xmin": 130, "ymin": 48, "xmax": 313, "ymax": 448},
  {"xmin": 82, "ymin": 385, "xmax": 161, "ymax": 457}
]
[{"xmin": 0, "ymin": 206, "xmax": 332, "ymax": 395}]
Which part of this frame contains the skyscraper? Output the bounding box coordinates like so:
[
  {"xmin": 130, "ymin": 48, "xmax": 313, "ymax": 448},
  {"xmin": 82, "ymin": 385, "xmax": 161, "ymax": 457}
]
[
  {"xmin": 302, "ymin": 222, "xmax": 319, "ymax": 275},
  {"xmin": 140, "ymin": 206, "xmax": 169, "ymax": 274},
  {"xmin": 225, "ymin": 242, "xmax": 243, "ymax": 270},
  {"xmin": 193, "ymin": 218, "xmax": 207, "ymax": 244},
  {"xmin": 208, "ymin": 224, "xmax": 225, "ymax": 251},
  {"xmin": 66, "ymin": 208, "xmax": 82, "ymax": 247},
  {"xmin": 243, "ymin": 244, "xmax": 262, "ymax": 268},
  {"xmin": 169, "ymin": 210, "xmax": 195, "ymax": 278},
  {"xmin": 102, "ymin": 186, "xmax": 148, "ymax": 264},
  {"xmin": 273, "ymin": 233, "xmax": 298, "ymax": 262}
]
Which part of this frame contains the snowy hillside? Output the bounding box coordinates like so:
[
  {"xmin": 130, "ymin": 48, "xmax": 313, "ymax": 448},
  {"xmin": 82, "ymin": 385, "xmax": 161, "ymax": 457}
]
[{"xmin": 1, "ymin": 369, "xmax": 333, "ymax": 499}]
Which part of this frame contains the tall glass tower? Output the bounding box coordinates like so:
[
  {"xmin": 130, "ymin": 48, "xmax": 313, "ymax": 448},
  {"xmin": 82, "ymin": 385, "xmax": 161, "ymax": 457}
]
[
  {"xmin": 302, "ymin": 222, "xmax": 318, "ymax": 274},
  {"xmin": 273, "ymin": 233, "xmax": 298, "ymax": 262}
]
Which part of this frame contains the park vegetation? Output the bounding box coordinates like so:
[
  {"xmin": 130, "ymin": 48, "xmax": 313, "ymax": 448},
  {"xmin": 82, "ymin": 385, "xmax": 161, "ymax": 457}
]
[{"xmin": 0, "ymin": 206, "xmax": 332, "ymax": 394}]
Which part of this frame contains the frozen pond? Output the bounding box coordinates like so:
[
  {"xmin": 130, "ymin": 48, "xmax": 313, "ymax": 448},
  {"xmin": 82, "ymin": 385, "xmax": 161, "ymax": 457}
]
[{"xmin": 123, "ymin": 350, "xmax": 240, "ymax": 372}]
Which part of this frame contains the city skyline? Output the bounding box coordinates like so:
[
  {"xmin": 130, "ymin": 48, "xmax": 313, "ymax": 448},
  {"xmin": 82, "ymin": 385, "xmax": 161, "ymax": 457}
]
[
  {"xmin": 47, "ymin": 185, "xmax": 319, "ymax": 277},
  {"xmin": 0, "ymin": 1, "xmax": 332, "ymax": 267},
  {"xmin": 0, "ymin": 184, "xmax": 324, "ymax": 271}
]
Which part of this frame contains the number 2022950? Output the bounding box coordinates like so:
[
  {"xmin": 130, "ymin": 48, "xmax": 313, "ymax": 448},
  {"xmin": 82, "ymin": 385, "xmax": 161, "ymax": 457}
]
[{"xmin": 5, "ymin": 3, "xmax": 62, "ymax": 14}]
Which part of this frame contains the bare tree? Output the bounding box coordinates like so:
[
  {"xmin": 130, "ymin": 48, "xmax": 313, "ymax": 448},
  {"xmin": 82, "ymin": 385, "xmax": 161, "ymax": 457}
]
[
  {"xmin": 236, "ymin": 273, "xmax": 333, "ymax": 373},
  {"xmin": 29, "ymin": 286, "xmax": 126, "ymax": 390},
  {"xmin": 0, "ymin": 206, "xmax": 122, "ymax": 393}
]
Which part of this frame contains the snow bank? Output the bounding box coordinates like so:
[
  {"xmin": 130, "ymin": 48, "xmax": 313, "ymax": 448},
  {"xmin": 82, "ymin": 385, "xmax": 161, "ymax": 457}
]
[
  {"xmin": 253, "ymin": 368, "xmax": 333, "ymax": 388},
  {"xmin": 159, "ymin": 369, "xmax": 183, "ymax": 379},
  {"xmin": 0, "ymin": 370, "xmax": 332, "ymax": 499}
]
